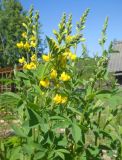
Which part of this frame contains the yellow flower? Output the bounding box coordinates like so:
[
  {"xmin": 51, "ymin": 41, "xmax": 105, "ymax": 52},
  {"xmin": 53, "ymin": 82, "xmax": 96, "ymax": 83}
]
[
  {"xmin": 24, "ymin": 42, "xmax": 30, "ymax": 49},
  {"xmin": 30, "ymin": 36, "xmax": 36, "ymax": 41},
  {"xmin": 16, "ymin": 41, "xmax": 24, "ymax": 48},
  {"xmin": 53, "ymin": 94, "xmax": 67, "ymax": 104},
  {"xmin": 42, "ymin": 54, "xmax": 51, "ymax": 62},
  {"xmin": 19, "ymin": 57, "xmax": 25, "ymax": 64},
  {"xmin": 23, "ymin": 62, "xmax": 36, "ymax": 70},
  {"xmin": 53, "ymin": 94, "xmax": 62, "ymax": 104},
  {"xmin": 23, "ymin": 63, "xmax": 28, "ymax": 69},
  {"xmin": 30, "ymin": 41, "xmax": 36, "ymax": 48},
  {"xmin": 39, "ymin": 79, "xmax": 50, "ymax": 88},
  {"xmin": 22, "ymin": 32, "xmax": 27, "ymax": 38},
  {"xmin": 60, "ymin": 72, "xmax": 71, "ymax": 81},
  {"xmin": 31, "ymin": 54, "xmax": 37, "ymax": 62},
  {"xmin": 29, "ymin": 62, "xmax": 37, "ymax": 69},
  {"xmin": 26, "ymin": 64, "xmax": 32, "ymax": 70},
  {"xmin": 50, "ymin": 69, "xmax": 57, "ymax": 79},
  {"xmin": 69, "ymin": 53, "xmax": 77, "ymax": 60},
  {"xmin": 63, "ymin": 51, "xmax": 77, "ymax": 61}
]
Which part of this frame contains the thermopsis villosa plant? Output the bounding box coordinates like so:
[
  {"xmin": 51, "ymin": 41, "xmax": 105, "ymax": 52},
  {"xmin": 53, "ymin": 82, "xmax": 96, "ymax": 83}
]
[{"xmin": 0, "ymin": 7, "xmax": 121, "ymax": 160}]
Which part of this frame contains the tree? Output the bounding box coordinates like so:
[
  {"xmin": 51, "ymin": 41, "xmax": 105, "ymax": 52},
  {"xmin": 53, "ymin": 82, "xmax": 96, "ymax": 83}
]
[{"xmin": 0, "ymin": 0, "xmax": 27, "ymax": 67}]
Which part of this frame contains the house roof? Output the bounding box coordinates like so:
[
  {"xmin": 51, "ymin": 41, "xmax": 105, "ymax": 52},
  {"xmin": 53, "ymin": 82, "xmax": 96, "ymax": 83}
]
[{"xmin": 108, "ymin": 41, "xmax": 122, "ymax": 73}]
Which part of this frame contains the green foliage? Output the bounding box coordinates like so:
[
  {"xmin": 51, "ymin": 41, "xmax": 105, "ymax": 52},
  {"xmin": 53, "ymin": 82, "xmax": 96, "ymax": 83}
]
[
  {"xmin": 0, "ymin": 0, "xmax": 45, "ymax": 67},
  {"xmin": 0, "ymin": 0, "xmax": 27, "ymax": 67},
  {"xmin": 0, "ymin": 9, "xmax": 122, "ymax": 160}
]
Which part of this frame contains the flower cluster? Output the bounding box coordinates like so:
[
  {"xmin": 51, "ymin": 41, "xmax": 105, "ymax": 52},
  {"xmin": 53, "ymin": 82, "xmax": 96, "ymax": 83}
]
[
  {"xmin": 17, "ymin": 14, "xmax": 78, "ymax": 108},
  {"xmin": 18, "ymin": 54, "xmax": 37, "ymax": 70},
  {"xmin": 23, "ymin": 62, "xmax": 37, "ymax": 70},
  {"xmin": 16, "ymin": 34, "xmax": 36, "ymax": 50},
  {"xmin": 53, "ymin": 94, "xmax": 67, "ymax": 104}
]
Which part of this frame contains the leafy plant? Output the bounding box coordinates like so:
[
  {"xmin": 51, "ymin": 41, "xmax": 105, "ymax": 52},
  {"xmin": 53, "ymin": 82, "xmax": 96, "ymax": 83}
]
[{"xmin": 0, "ymin": 8, "xmax": 122, "ymax": 160}]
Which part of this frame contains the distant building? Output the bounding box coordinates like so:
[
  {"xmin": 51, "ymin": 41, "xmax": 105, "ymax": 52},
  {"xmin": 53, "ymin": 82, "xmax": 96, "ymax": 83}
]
[{"xmin": 108, "ymin": 41, "xmax": 122, "ymax": 85}]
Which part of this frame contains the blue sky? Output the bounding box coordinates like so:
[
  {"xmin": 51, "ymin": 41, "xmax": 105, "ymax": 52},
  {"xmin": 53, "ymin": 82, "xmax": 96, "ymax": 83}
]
[{"xmin": 20, "ymin": 0, "xmax": 122, "ymax": 56}]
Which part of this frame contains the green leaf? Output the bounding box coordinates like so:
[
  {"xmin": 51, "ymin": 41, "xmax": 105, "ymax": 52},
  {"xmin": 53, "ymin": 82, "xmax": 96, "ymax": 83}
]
[
  {"xmin": 67, "ymin": 106, "xmax": 82, "ymax": 116},
  {"xmin": 35, "ymin": 62, "xmax": 50, "ymax": 79},
  {"xmin": 96, "ymin": 90, "xmax": 112, "ymax": 95},
  {"xmin": 10, "ymin": 147, "xmax": 22, "ymax": 160},
  {"xmin": 16, "ymin": 71, "xmax": 28, "ymax": 79},
  {"xmin": 87, "ymin": 147, "xmax": 100, "ymax": 157},
  {"xmin": 50, "ymin": 115, "xmax": 68, "ymax": 121},
  {"xmin": 23, "ymin": 79, "xmax": 31, "ymax": 87},
  {"xmin": 1, "ymin": 92, "xmax": 21, "ymax": 100},
  {"xmin": 55, "ymin": 151, "xmax": 65, "ymax": 160},
  {"xmin": 27, "ymin": 108, "xmax": 39, "ymax": 127},
  {"xmin": 34, "ymin": 151, "xmax": 47, "ymax": 160},
  {"xmin": 12, "ymin": 125, "xmax": 28, "ymax": 138},
  {"xmin": 58, "ymin": 137, "xmax": 68, "ymax": 147},
  {"xmin": 71, "ymin": 123, "xmax": 81, "ymax": 143},
  {"xmin": 56, "ymin": 149, "xmax": 70, "ymax": 154},
  {"xmin": 46, "ymin": 36, "xmax": 60, "ymax": 54}
]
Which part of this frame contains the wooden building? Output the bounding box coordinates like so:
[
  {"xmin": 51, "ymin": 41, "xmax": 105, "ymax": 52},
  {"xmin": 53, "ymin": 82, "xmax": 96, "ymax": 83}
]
[{"xmin": 108, "ymin": 41, "xmax": 122, "ymax": 85}]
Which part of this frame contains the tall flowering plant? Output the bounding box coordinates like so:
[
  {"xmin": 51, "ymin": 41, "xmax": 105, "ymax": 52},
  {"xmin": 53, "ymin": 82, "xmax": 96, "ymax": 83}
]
[{"xmin": 0, "ymin": 8, "xmax": 121, "ymax": 160}]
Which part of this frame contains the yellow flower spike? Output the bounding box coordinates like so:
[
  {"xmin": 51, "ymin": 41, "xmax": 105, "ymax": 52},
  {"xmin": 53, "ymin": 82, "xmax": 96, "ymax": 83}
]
[
  {"xmin": 19, "ymin": 57, "xmax": 25, "ymax": 64},
  {"xmin": 39, "ymin": 79, "xmax": 50, "ymax": 88},
  {"xmin": 50, "ymin": 69, "xmax": 57, "ymax": 79},
  {"xmin": 30, "ymin": 41, "xmax": 36, "ymax": 48},
  {"xmin": 24, "ymin": 42, "xmax": 30, "ymax": 49},
  {"xmin": 42, "ymin": 54, "xmax": 51, "ymax": 62},
  {"xmin": 60, "ymin": 72, "xmax": 71, "ymax": 81},
  {"xmin": 22, "ymin": 32, "xmax": 27, "ymax": 38},
  {"xmin": 31, "ymin": 54, "xmax": 37, "ymax": 62},
  {"xmin": 53, "ymin": 94, "xmax": 62, "ymax": 104},
  {"xmin": 16, "ymin": 41, "xmax": 24, "ymax": 48}
]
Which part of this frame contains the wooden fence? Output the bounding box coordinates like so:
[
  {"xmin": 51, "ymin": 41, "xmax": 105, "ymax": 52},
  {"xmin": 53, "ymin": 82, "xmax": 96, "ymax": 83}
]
[{"xmin": 0, "ymin": 67, "xmax": 22, "ymax": 93}]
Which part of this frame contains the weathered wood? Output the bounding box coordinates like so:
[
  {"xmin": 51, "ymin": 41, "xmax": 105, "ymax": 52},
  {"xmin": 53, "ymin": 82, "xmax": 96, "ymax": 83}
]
[{"xmin": 0, "ymin": 66, "xmax": 22, "ymax": 92}]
